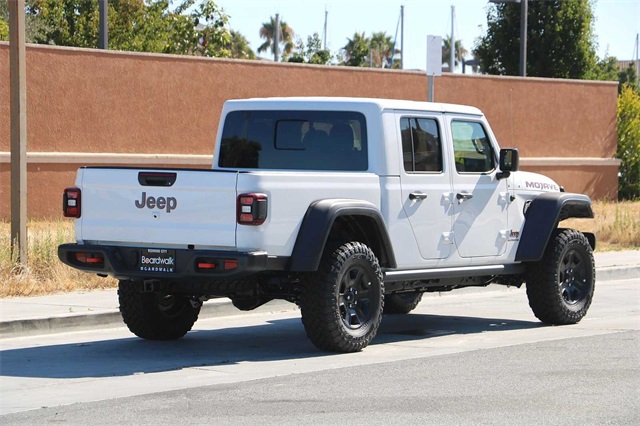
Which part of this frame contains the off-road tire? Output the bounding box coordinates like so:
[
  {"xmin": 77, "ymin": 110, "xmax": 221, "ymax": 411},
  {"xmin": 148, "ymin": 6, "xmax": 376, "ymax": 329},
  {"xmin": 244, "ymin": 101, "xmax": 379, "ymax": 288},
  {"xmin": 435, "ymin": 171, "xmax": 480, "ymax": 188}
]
[
  {"xmin": 118, "ymin": 281, "xmax": 200, "ymax": 340},
  {"xmin": 526, "ymin": 229, "xmax": 595, "ymax": 325},
  {"xmin": 384, "ymin": 291, "xmax": 423, "ymax": 314},
  {"xmin": 299, "ymin": 242, "xmax": 384, "ymax": 353}
]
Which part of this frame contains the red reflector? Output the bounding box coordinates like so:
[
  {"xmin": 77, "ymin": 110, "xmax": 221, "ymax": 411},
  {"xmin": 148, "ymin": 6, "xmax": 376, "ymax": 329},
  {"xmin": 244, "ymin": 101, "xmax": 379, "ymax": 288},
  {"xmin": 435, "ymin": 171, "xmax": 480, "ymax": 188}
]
[
  {"xmin": 239, "ymin": 213, "xmax": 254, "ymax": 223},
  {"xmin": 197, "ymin": 262, "xmax": 216, "ymax": 269},
  {"xmin": 224, "ymin": 260, "xmax": 238, "ymax": 270},
  {"xmin": 74, "ymin": 253, "xmax": 103, "ymax": 264}
]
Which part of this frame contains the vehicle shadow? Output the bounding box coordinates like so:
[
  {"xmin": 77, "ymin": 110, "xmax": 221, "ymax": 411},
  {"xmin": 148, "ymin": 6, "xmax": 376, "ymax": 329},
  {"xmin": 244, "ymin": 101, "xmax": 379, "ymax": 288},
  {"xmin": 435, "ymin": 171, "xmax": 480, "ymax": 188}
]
[{"xmin": 0, "ymin": 313, "xmax": 543, "ymax": 380}]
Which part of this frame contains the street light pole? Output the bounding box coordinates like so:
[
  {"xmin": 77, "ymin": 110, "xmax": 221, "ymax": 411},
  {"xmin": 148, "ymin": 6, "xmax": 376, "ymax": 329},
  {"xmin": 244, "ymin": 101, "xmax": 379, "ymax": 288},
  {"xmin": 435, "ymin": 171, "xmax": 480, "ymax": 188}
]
[
  {"xmin": 450, "ymin": 5, "xmax": 455, "ymax": 73},
  {"xmin": 400, "ymin": 5, "xmax": 404, "ymax": 69},
  {"xmin": 99, "ymin": 0, "xmax": 108, "ymax": 49},
  {"xmin": 520, "ymin": 0, "xmax": 528, "ymax": 76},
  {"xmin": 274, "ymin": 13, "xmax": 280, "ymax": 62}
]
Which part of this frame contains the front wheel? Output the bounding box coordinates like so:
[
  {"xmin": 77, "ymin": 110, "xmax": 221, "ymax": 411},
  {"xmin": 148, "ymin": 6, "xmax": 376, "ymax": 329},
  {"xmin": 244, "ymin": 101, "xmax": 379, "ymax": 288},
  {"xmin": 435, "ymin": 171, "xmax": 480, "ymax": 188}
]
[
  {"xmin": 526, "ymin": 229, "xmax": 595, "ymax": 325},
  {"xmin": 299, "ymin": 242, "xmax": 384, "ymax": 353},
  {"xmin": 118, "ymin": 281, "xmax": 201, "ymax": 340}
]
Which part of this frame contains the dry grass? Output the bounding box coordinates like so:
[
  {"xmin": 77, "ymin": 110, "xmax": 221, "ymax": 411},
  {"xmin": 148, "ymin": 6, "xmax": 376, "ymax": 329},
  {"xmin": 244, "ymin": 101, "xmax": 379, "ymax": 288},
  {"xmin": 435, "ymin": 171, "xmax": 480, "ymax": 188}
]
[
  {"xmin": 0, "ymin": 220, "xmax": 117, "ymax": 298},
  {"xmin": 1, "ymin": 200, "xmax": 638, "ymax": 298},
  {"xmin": 563, "ymin": 201, "xmax": 640, "ymax": 251}
]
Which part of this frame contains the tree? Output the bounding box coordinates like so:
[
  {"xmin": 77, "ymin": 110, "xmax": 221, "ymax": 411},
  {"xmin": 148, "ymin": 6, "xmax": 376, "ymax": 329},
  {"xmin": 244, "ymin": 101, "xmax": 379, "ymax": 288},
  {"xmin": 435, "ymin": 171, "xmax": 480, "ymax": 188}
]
[
  {"xmin": 342, "ymin": 32, "xmax": 370, "ymax": 67},
  {"xmin": 0, "ymin": 0, "xmax": 53, "ymax": 43},
  {"xmin": 588, "ymin": 55, "xmax": 619, "ymax": 82},
  {"xmin": 257, "ymin": 16, "xmax": 294, "ymax": 61},
  {"xmin": 0, "ymin": 1, "xmax": 7, "ymax": 41},
  {"xmin": 617, "ymin": 85, "xmax": 640, "ymax": 200},
  {"xmin": 442, "ymin": 35, "xmax": 468, "ymax": 70},
  {"xmin": 9, "ymin": 0, "xmax": 232, "ymax": 57},
  {"xmin": 288, "ymin": 32, "xmax": 330, "ymax": 65},
  {"xmin": 618, "ymin": 63, "xmax": 639, "ymax": 94},
  {"xmin": 369, "ymin": 31, "xmax": 397, "ymax": 68},
  {"xmin": 473, "ymin": 0, "xmax": 598, "ymax": 78},
  {"xmin": 0, "ymin": 19, "xmax": 7, "ymax": 42},
  {"xmin": 226, "ymin": 30, "xmax": 255, "ymax": 60}
]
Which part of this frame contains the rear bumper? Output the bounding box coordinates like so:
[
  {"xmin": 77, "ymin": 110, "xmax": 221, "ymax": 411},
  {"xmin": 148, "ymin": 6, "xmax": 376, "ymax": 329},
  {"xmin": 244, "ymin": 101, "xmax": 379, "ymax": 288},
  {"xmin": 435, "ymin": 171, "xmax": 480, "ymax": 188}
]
[{"xmin": 58, "ymin": 244, "xmax": 288, "ymax": 282}]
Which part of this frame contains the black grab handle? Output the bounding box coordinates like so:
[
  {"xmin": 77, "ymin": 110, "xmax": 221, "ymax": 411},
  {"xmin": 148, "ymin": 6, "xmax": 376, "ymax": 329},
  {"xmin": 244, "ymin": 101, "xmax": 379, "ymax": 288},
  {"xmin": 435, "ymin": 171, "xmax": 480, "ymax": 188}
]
[{"xmin": 138, "ymin": 172, "xmax": 177, "ymax": 187}]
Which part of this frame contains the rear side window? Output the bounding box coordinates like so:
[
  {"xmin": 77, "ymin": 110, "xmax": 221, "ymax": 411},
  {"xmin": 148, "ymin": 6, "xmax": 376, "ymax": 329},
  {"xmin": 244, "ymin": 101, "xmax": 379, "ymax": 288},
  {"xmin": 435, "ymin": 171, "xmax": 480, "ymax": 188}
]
[
  {"xmin": 451, "ymin": 121, "xmax": 495, "ymax": 173},
  {"xmin": 218, "ymin": 110, "xmax": 368, "ymax": 171},
  {"xmin": 400, "ymin": 117, "xmax": 443, "ymax": 172}
]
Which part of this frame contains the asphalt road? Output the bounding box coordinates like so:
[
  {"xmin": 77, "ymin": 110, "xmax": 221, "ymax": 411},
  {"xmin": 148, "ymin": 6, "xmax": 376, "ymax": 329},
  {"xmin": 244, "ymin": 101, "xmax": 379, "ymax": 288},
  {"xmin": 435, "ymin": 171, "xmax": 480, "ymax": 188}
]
[{"xmin": 1, "ymin": 278, "xmax": 638, "ymax": 425}]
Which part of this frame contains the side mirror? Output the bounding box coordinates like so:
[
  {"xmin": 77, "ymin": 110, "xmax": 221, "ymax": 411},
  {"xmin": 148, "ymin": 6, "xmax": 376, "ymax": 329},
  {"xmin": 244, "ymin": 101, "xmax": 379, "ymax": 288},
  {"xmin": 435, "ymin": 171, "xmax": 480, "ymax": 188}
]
[{"xmin": 497, "ymin": 148, "xmax": 519, "ymax": 179}]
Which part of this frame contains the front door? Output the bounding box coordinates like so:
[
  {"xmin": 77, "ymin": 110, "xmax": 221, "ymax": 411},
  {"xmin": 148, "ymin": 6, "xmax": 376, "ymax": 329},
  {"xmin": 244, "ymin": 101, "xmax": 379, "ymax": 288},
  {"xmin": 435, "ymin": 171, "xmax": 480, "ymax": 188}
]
[{"xmin": 446, "ymin": 117, "xmax": 509, "ymax": 258}]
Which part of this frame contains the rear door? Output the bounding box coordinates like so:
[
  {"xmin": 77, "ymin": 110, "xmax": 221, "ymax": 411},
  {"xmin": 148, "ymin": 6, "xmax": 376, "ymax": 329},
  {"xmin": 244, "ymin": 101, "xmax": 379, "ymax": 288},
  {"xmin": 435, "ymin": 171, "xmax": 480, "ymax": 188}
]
[
  {"xmin": 445, "ymin": 117, "xmax": 509, "ymax": 258},
  {"xmin": 397, "ymin": 113, "xmax": 454, "ymax": 260},
  {"xmin": 78, "ymin": 168, "xmax": 238, "ymax": 249}
]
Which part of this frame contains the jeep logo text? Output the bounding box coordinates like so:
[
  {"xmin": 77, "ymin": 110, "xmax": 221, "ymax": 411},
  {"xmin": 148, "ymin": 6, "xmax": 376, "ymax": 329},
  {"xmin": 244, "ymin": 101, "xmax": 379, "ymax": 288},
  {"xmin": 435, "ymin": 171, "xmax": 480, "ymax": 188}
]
[{"xmin": 135, "ymin": 192, "xmax": 177, "ymax": 213}]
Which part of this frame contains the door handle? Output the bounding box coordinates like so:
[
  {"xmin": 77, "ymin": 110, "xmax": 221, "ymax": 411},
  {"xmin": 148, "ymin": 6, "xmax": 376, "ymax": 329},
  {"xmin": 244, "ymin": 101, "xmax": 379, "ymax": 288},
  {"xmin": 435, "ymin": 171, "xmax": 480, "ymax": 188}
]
[
  {"xmin": 409, "ymin": 192, "xmax": 428, "ymax": 201},
  {"xmin": 456, "ymin": 192, "xmax": 473, "ymax": 203}
]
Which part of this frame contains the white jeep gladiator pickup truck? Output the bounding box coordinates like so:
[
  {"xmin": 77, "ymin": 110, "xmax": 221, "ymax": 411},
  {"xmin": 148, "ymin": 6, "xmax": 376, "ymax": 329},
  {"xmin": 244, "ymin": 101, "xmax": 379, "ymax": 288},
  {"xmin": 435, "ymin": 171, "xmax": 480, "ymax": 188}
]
[{"xmin": 59, "ymin": 97, "xmax": 596, "ymax": 352}]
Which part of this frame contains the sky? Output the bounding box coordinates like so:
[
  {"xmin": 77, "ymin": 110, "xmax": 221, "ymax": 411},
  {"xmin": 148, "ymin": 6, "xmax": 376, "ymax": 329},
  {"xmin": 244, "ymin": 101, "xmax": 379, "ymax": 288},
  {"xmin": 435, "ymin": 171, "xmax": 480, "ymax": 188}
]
[{"xmin": 215, "ymin": 0, "xmax": 640, "ymax": 71}]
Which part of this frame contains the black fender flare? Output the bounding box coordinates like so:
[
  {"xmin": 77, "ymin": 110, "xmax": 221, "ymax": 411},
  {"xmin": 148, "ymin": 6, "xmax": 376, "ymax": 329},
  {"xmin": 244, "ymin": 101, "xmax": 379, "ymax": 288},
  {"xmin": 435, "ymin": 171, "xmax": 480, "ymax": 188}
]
[
  {"xmin": 515, "ymin": 192, "xmax": 595, "ymax": 262},
  {"xmin": 288, "ymin": 199, "xmax": 397, "ymax": 271}
]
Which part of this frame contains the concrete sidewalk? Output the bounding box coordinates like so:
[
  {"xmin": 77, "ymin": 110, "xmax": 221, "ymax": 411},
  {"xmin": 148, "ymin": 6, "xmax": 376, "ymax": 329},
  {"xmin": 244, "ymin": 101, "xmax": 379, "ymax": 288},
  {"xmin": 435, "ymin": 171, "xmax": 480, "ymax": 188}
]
[{"xmin": 1, "ymin": 250, "xmax": 638, "ymax": 339}]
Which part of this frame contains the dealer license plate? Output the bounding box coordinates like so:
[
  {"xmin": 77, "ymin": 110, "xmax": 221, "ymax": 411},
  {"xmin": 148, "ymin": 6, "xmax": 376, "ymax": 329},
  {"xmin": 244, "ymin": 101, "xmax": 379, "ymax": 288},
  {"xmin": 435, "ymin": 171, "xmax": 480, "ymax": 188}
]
[{"xmin": 139, "ymin": 248, "xmax": 176, "ymax": 273}]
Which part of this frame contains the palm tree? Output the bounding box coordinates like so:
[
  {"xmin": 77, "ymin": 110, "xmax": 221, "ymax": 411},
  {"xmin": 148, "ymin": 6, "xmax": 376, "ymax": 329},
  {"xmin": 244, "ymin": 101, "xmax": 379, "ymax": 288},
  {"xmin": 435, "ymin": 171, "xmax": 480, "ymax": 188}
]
[
  {"xmin": 257, "ymin": 16, "xmax": 294, "ymax": 61},
  {"xmin": 227, "ymin": 30, "xmax": 255, "ymax": 60},
  {"xmin": 442, "ymin": 36, "xmax": 468, "ymax": 70},
  {"xmin": 370, "ymin": 31, "xmax": 400, "ymax": 68},
  {"xmin": 342, "ymin": 32, "xmax": 370, "ymax": 67}
]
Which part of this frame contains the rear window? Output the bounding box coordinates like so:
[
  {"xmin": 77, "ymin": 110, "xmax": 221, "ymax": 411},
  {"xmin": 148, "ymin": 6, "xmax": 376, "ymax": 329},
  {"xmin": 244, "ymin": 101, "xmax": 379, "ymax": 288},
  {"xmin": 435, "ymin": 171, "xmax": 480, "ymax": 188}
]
[{"xmin": 218, "ymin": 110, "xmax": 368, "ymax": 171}]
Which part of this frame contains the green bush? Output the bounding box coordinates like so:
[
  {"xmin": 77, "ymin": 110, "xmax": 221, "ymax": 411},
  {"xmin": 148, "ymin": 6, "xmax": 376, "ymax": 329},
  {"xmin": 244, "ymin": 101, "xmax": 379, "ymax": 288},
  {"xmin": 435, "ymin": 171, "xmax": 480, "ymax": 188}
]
[
  {"xmin": 0, "ymin": 19, "xmax": 8, "ymax": 42},
  {"xmin": 617, "ymin": 85, "xmax": 640, "ymax": 200}
]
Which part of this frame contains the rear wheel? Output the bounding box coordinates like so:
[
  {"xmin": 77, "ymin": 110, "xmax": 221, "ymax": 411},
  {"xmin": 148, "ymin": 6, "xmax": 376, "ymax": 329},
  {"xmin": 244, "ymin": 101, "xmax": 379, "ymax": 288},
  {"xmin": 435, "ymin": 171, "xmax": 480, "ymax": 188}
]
[
  {"xmin": 526, "ymin": 229, "xmax": 595, "ymax": 325},
  {"xmin": 384, "ymin": 291, "xmax": 423, "ymax": 314},
  {"xmin": 299, "ymin": 242, "xmax": 384, "ymax": 353},
  {"xmin": 118, "ymin": 281, "xmax": 200, "ymax": 340}
]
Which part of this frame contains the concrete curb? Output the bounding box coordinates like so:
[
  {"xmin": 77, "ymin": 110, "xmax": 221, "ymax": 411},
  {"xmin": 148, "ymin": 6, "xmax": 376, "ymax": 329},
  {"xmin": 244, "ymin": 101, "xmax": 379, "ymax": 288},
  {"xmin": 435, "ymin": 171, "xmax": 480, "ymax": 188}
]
[
  {"xmin": 0, "ymin": 299, "xmax": 298, "ymax": 339},
  {"xmin": 596, "ymin": 266, "xmax": 640, "ymax": 282},
  {"xmin": 1, "ymin": 266, "xmax": 637, "ymax": 339}
]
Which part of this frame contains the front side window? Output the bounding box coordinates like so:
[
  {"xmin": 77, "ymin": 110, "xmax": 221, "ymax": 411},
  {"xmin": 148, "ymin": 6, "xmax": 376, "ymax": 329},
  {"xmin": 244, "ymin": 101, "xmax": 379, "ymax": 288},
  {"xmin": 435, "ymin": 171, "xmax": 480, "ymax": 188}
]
[
  {"xmin": 400, "ymin": 117, "xmax": 443, "ymax": 172},
  {"xmin": 218, "ymin": 110, "xmax": 367, "ymax": 171},
  {"xmin": 451, "ymin": 120, "xmax": 495, "ymax": 173}
]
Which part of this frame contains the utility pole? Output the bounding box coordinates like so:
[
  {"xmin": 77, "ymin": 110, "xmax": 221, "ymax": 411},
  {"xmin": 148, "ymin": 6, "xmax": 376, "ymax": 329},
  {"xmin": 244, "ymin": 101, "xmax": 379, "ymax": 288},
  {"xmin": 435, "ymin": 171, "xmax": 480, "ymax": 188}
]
[
  {"xmin": 323, "ymin": 8, "xmax": 328, "ymax": 51},
  {"xmin": 9, "ymin": 0, "xmax": 28, "ymax": 266},
  {"xmin": 99, "ymin": 0, "xmax": 108, "ymax": 49},
  {"xmin": 274, "ymin": 13, "xmax": 280, "ymax": 62},
  {"xmin": 449, "ymin": 5, "xmax": 455, "ymax": 73},
  {"xmin": 400, "ymin": 5, "xmax": 404, "ymax": 69},
  {"xmin": 520, "ymin": 0, "xmax": 528, "ymax": 76}
]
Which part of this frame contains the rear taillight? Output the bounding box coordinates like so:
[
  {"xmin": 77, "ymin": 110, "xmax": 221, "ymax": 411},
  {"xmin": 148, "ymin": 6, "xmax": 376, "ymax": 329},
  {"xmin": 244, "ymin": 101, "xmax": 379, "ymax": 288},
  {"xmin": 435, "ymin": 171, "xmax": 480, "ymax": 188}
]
[
  {"xmin": 63, "ymin": 187, "xmax": 81, "ymax": 218},
  {"xmin": 237, "ymin": 193, "xmax": 268, "ymax": 225}
]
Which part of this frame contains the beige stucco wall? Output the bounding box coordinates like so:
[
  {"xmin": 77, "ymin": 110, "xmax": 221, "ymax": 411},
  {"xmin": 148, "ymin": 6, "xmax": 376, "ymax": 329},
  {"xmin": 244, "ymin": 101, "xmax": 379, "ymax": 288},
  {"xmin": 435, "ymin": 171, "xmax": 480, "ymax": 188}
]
[{"xmin": 0, "ymin": 43, "xmax": 619, "ymax": 219}]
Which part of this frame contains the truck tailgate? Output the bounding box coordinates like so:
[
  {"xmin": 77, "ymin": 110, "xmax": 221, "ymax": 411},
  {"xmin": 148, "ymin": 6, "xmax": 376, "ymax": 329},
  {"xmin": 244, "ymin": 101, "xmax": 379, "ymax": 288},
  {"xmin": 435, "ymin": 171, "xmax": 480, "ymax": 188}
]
[{"xmin": 77, "ymin": 168, "xmax": 238, "ymax": 249}]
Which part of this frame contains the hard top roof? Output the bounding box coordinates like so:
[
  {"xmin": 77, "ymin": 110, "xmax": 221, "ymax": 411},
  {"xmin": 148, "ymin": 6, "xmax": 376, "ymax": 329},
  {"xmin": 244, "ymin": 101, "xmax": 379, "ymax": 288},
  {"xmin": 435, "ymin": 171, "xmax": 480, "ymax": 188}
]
[{"xmin": 224, "ymin": 97, "xmax": 483, "ymax": 116}]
